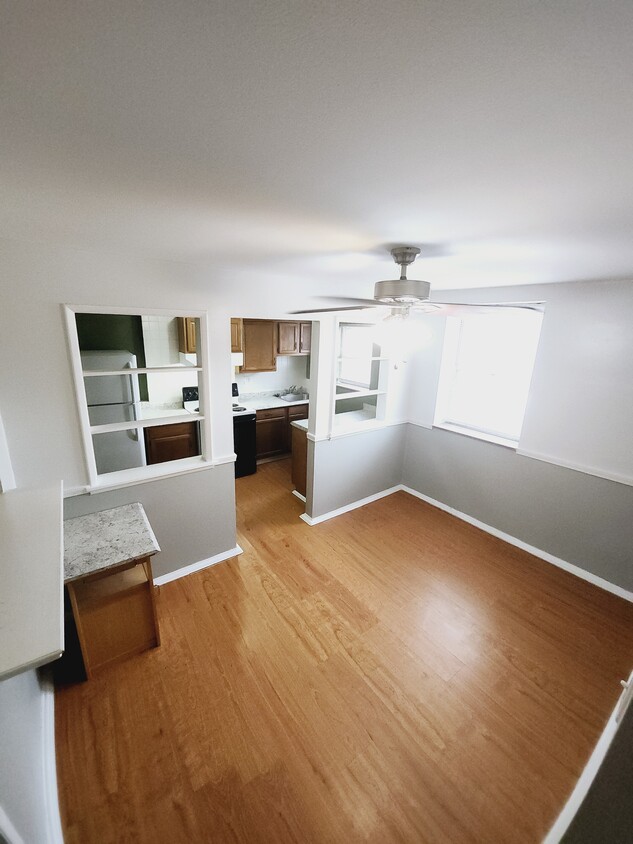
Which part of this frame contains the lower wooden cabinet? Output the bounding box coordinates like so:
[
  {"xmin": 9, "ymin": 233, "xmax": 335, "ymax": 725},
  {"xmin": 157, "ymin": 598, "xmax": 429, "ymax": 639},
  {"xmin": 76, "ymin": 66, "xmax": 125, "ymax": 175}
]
[
  {"xmin": 67, "ymin": 557, "xmax": 160, "ymax": 678},
  {"xmin": 256, "ymin": 404, "xmax": 309, "ymax": 459},
  {"xmin": 255, "ymin": 408, "xmax": 287, "ymax": 458},
  {"xmin": 144, "ymin": 421, "xmax": 199, "ymax": 465}
]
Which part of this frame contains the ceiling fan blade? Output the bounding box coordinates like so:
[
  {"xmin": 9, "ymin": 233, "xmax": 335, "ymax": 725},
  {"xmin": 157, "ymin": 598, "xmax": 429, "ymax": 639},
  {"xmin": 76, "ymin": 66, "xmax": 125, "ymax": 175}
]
[
  {"xmin": 287, "ymin": 304, "xmax": 381, "ymax": 315},
  {"xmin": 416, "ymin": 301, "xmax": 545, "ymax": 316}
]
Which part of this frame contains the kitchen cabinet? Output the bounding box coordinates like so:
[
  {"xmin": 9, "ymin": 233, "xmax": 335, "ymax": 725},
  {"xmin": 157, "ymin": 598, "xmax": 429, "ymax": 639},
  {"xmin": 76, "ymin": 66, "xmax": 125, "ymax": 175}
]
[
  {"xmin": 177, "ymin": 317, "xmax": 197, "ymax": 354},
  {"xmin": 255, "ymin": 403, "xmax": 308, "ymax": 459},
  {"xmin": 300, "ymin": 321, "xmax": 312, "ymax": 353},
  {"xmin": 291, "ymin": 426, "xmax": 308, "ymax": 497},
  {"xmin": 255, "ymin": 407, "xmax": 287, "ymax": 458},
  {"xmin": 144, "ymin": 421, "xmax": 199, "ymax": 464},
  {"xmin": 241, "ymin": 319, "xmax": 277, "ymax": 372},
  {"xmin": 277, "ymin": 321, "xmax": 311, "ymax": 355},
  {"xmin": 230, "ymin": 318, "xmax": 243, "ymax": 353}
]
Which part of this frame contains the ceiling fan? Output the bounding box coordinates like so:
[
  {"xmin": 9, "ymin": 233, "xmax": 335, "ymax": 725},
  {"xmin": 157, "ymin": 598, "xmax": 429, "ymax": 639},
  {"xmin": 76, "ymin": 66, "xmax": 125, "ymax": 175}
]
[{"xmin": 290, "ymin": 246, "xmax": 543, "ymax": 318}]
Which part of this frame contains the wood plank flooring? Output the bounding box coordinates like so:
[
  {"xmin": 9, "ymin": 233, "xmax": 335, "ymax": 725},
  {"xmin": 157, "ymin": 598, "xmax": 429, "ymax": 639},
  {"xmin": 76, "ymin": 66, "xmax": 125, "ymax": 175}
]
[{"xmin": 55, "ymin": 459, "xmax": 633, "ymax": 843}]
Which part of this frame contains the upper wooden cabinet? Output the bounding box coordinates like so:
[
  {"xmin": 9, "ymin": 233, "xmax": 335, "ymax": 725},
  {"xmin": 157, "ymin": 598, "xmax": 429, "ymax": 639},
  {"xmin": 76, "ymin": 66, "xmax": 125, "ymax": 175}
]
[
  {"xmin": 241, "ymin": 319, "xmax": 277, "ymax": 372},
  {"xmin": 278, "ymin": 321, "xmax": 311, "ymax": 355},
  {"xmin": 230, "ymin": 318, "xmax": 243, "ymax": 353},
  {"xmin": 300, "ymin": 322, "xmax": 311, "ymax": 354},
  {"xmin": 177, "ymin": 317, "xmax": 197, "ymax": 354}
]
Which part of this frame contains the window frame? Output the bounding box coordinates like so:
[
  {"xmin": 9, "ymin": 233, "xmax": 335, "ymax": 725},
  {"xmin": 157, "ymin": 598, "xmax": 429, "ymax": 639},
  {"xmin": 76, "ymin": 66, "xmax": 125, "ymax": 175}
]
[
  {"xmin": 64, "ymin": 304, "xmax": 214, "ymax": 492},
  {"xmin": 433, "ymin": 307, "xmax": 543, "ymax": 449}
]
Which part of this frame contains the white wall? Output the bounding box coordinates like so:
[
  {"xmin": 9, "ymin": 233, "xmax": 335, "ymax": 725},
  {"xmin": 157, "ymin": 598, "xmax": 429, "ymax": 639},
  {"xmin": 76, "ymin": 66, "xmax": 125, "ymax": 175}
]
[{"xmin": 235, "ymin": 354, "xmax": 309, "ymax": 395}]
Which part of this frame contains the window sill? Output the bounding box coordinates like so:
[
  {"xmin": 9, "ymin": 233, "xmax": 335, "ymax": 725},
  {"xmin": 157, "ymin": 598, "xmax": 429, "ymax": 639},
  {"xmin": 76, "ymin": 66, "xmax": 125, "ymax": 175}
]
[
  {"xmin": 64, "ymin": 454, "xmax": 236, "ymax": 497},
  {"xmin": 433, "ymin": 422, "xmax": 518, "ymax": 450}
]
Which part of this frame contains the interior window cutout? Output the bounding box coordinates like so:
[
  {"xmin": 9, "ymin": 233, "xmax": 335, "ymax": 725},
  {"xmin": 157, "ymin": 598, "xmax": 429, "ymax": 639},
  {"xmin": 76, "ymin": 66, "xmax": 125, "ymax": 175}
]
[
  {"xmin": 333, "ymin": 322, "xmax": 389, "ymax": 431},
  {"xmin": 66, "ymin": 308, "xmax": 211, "ymax": 489}
]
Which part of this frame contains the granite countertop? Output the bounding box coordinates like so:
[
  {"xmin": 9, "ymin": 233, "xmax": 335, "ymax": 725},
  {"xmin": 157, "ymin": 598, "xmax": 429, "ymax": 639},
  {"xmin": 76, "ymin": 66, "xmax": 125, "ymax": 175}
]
[{"xmin": 64, "ymin": 502, "xmax": 160, "ymax": 582}]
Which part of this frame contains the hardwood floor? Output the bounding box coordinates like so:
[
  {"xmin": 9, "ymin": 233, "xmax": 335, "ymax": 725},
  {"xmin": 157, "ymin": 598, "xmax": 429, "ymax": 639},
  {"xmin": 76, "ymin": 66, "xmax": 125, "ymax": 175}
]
[{"xmin": 55, "ymin": 459, "xmax": 633, "ymax": 843}]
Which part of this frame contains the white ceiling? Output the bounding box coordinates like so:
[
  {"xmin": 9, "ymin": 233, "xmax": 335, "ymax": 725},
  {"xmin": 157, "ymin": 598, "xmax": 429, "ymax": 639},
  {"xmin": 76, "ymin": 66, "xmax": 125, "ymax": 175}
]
[{"xmin": 3, "ymin": 0, "xmax": 633, "ymax": 291}]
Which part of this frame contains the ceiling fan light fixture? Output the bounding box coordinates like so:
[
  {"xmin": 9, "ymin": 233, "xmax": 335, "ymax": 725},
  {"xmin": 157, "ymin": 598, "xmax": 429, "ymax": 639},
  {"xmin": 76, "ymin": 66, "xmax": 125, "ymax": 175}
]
[{"xmin": 374, "ymin": 278, "xmax": 431, "ymax": 304}]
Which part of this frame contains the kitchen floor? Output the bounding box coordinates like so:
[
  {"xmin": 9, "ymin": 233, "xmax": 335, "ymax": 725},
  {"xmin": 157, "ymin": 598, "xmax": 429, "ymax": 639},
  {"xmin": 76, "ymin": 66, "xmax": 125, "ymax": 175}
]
[{"xmin": 55, "ymin": 461, "xmax": 633, "ymax": 843}]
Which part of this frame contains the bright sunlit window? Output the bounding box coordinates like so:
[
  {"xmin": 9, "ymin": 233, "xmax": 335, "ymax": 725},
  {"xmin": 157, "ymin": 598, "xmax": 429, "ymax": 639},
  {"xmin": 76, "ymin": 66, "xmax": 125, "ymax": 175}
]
[{"xmin": 435, "ymin": 308, "xmax": 543, "ymax": 444}]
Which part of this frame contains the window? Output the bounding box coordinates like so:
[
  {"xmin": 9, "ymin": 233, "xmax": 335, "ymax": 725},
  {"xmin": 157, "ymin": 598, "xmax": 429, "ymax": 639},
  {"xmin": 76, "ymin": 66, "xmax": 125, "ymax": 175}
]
[
  {"xmin": 435, "ymin": 308, "xmax": 543, "ymax": 445},
  {"xmin": 65, "ymin": 306, "xmax": 212, "ymax": 490},
  {"xmin": 333, "ymin": 322, "xmax": 388, "ymax": 430}
]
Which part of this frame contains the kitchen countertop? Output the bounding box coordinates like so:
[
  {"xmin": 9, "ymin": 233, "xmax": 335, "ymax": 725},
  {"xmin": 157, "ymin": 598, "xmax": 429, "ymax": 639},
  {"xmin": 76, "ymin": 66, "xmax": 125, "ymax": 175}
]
[
  {"xmin": 64, "ymin": 502, "xmax": 160, "ymax": 582},
  {"xmin": 0, "ymin": 483, "xmax": 64, "ymax": 681},
  {"xmin": 239, "ymin": 395, "xmax": 310, "ymax": 411},
  {"xmin": 139, "ymin": 403, "xmax": 199, "ymax": 420},
  {"xmin": 290, "ymin": 418, "xmax": 309, "ymax": 431}
]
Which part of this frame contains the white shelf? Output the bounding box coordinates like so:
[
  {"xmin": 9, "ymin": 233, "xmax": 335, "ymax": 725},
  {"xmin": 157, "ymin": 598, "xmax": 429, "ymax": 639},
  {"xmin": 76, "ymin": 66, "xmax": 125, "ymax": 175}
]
[
  {"xmin": 82, "ymin": 366, "xmax": 202, "ymax": 376},
  {"xmin": 0, "ymin": 483, "xmax": 64, "ymax": 681},
  {"xmin": 336, "ymin": 356, "xmax": 388, "ymax": 361},
  {"xmin": 334, "ymin": 388, "xmax": 384, "ymax": 401}
]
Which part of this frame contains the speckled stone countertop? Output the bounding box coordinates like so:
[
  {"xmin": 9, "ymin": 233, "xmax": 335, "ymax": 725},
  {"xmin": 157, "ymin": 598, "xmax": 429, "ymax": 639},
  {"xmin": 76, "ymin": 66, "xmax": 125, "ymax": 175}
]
[{"xmin": 64, "ymin": 503, "xmax": 160, "ymax": 582}]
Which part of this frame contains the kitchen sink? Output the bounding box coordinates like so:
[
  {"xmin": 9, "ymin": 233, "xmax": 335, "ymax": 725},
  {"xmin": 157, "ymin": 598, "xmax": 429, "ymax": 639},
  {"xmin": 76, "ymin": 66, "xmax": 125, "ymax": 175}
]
[{"xmin": 279, "ymin": 392, "xmax": 309, "ymax": 402}]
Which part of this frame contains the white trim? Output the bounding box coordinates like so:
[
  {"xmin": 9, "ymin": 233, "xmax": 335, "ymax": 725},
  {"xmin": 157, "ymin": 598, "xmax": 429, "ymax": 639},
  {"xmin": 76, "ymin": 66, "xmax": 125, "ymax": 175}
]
[
  {"xmin": 291, "ymin": 490, "xmax": 306, "ymax": 502},
  {"xmin": 543, "ymin": 671, "xmax": 633, "ymax": 843},
  {"xmin": 434, "ymin": 422, "xmax": 518, "ymax": 450},
  {"xmin": 516, "ymin": 446, "xmax": 633, "ymax": 488},
  {"xmin": 400, "ymin": 485, "xmax": 633, "ymax": 603},
  {"xmin": 63, "ymin": 454, "xmax": 237, "ymax": 497},
  {"xmin": 0, "ymin": 805, "xmax": 25, "ymax": 844},
  {"xmin": 40, "ymin": 674, "xmax": 64, "ymax": 844},
  {"xmin": 309, "ymin": 418, "xmax": 406, "ymax": 443},
  {"xmin": 83, "ymin": 366, "xmax": 202, "ymax": 376},
  {"xmin": 153, "ymin": 545, "xmax": 243, "ymax": 586},
  {"xmin": 89, "ymin": 414, "xmax": 206, "ymax": 435},
  {"xmin": 0, "ymin": 408, "xmax": 16, "ymax": 492},
  {"xmin": 300, "ymin": 486, "xmax": 402, "ymax": 526}
]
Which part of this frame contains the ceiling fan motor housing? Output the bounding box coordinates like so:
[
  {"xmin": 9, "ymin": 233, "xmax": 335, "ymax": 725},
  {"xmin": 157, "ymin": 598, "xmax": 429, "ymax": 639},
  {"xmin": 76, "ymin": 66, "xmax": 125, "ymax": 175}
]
[{"xmin": 374, "ymin": 278, "xmax": 431, "ymax": 304}]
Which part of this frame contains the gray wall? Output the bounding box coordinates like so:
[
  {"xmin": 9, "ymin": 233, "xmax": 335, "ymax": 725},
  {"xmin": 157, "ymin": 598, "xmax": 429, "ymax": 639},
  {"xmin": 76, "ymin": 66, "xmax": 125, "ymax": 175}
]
[
  {"xmin": 64, "ymin": 464, "xmax": 237, "ymax": 578},
  {"xmin": 309, "ymin": 425, "xmax": 406, "ymax": 519},
  {"xmin": 403, "ymin": 424, "xmax": 633, "ymax": 591},
  {"xmin": 0, "ymin": 670, "xmax": 61, "ymax": 843}
]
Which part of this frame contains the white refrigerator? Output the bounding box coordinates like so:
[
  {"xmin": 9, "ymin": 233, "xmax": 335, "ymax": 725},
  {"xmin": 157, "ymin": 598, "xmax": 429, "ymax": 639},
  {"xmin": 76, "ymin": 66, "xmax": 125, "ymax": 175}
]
[{"xmin": 81, "ymin": 350, "xmax": 147, "ymax": 474}]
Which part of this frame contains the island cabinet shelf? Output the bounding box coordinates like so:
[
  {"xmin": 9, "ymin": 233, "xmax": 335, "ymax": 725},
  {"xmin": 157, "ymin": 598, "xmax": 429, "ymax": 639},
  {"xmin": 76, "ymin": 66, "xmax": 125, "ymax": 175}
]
[{"xmin": 67, "ymin": 557, "xmax": 159, "ymax": 677}]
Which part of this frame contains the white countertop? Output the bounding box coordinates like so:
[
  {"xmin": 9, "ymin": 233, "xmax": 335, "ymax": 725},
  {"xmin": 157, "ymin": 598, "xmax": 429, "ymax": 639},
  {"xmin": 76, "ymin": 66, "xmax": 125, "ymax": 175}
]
[
  {"xmin": 240, "ymin": 396, "xmax": 310, "ymax": 411},
  {"xmin": 64, "ymin": 502, "xmax": 161, "ymax": 582},
  {"xmin": 290, "ymin": 418, "xmax": 309, "ymax": 431},
  {"xmin": 0, "ymin": 483, "xmax": 64, "ymax": 681},
  {"xmin": 139, "ymin": 403, "xmax": 199, "ymax": 420}
]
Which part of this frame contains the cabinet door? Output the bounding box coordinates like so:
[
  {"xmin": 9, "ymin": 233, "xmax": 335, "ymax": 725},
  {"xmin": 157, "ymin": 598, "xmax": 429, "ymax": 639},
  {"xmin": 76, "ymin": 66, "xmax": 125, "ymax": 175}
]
[
  {"xmin": 300, "ymin": 322, "xmax": 312, "ymax": 353},
  {"xmin": 241, "ymin": 320, "xmax": 277, "ymax": 372},
  {"xmin": 144, "ymin": 422, "xmax": 200, "ymax": 465},
  {"xmin": 256, "ymin": 409, "xmax": 287, "ymax": 458},
  {"xmin": 178, "ymin": 317, "xmax": 197, "ymax": 354},
  {"xmin": 230, "ymin": 318, "xmax": 243, "ymax": 353},
  {"xmin": 278, "ymin": 322, "xmax": 299, "ymax": 355}
]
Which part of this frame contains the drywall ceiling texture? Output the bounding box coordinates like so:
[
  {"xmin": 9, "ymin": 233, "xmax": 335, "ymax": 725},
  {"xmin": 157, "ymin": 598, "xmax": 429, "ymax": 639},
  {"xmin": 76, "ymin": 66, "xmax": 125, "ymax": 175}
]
[{"xmin": 3, "ymin": 1, "xmax": 633, "ymax": 291}]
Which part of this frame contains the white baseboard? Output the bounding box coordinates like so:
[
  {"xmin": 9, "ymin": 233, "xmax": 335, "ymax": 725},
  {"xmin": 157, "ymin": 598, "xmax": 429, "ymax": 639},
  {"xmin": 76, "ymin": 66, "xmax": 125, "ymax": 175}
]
[
  {"xmin": 292, "ymin": 490, "xmax": 306, "ymax": 502},
  {"xmin": 153, "ymin": 545, "xmax": 243, "ymax": 586},
  {"xmin": 300, "ymin": 482, "xmax": 633, "ymax": 603},
  {"xmin": 399, "ymin": 485, "xmax": 633, "ymax": 604},
  {"xmin": 299, "ymin": 486, "xmax": 402, "ymax": 526},
  {"xmin": 40, "ymin": 673, "xmax": 64, "ymax": 844}
]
